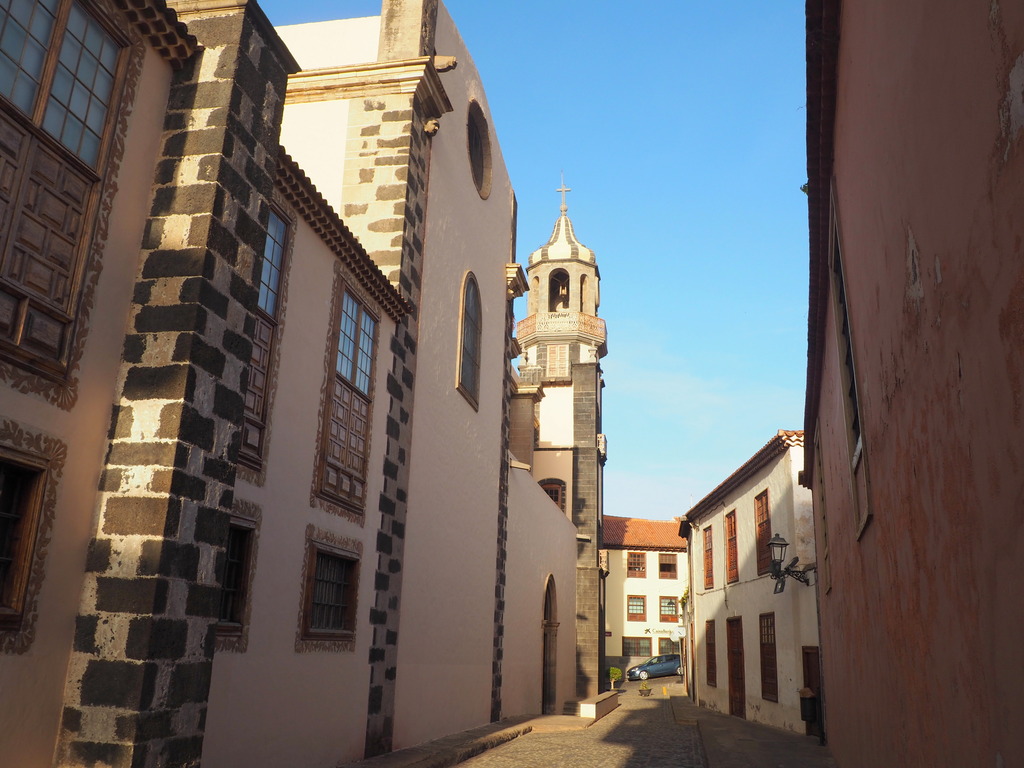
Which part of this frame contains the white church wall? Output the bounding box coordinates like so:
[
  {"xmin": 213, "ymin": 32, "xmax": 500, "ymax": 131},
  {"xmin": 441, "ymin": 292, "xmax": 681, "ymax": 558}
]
[
  {"xmin": 503, "ymin": 464, "xmax": 578, "ymax": 716},
  {"xmin": 391, "ymin": 3, "xmax": 522, "ymax": 748}
]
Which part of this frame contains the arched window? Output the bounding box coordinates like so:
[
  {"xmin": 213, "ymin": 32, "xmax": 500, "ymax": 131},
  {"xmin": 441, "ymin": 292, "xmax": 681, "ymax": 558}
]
[
  {"xmin": 458, "ymin": 273, "xmax": 482, "ymax": 406},
  {"xmin": 539, "ymin": 478, "xmax": 566, "ymax": 512},
  {"xmin": 549, "ymin": 270, "xmax": 570, "ymax": 312}
]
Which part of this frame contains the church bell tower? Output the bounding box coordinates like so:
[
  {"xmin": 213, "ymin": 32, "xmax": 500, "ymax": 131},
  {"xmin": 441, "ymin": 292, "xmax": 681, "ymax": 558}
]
[{"xmin": 516, "ymin": 182, "xmax": 607, "ymax": 697}]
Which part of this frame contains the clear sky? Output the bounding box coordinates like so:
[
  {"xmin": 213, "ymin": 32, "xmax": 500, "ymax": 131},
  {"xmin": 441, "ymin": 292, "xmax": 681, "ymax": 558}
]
[{"xmin": 258, "ymin": 0, "xmax": 810, "ymax": 522}]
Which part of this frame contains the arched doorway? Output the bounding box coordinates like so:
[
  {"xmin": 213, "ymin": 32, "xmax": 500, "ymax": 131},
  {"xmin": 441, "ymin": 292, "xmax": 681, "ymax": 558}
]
[{"xmin": 542, "ymin": 577, "xmax": 558, "ymax": 714}]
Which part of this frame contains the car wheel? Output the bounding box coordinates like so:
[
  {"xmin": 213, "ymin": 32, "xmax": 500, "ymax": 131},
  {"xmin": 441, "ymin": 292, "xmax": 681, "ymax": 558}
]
[
  {"xmin": 639, "ymin": 670, "xmax": 649, "ymax": 680},
  {"xmin": 677, "ymin": 667, "xmax": 683, "ymax": 676}
]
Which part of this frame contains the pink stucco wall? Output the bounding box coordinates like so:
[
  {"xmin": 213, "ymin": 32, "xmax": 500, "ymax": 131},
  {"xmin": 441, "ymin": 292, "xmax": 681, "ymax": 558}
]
[{"xmin": 810, "ymin": 2, "xmax": 1024, "ymax": 766}]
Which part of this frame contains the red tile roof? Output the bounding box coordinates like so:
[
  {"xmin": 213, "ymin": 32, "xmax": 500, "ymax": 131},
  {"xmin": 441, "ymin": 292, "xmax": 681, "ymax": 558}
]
[{"xmin": 604, "ymin": 516, "xmax": 687, "ymax": 551}]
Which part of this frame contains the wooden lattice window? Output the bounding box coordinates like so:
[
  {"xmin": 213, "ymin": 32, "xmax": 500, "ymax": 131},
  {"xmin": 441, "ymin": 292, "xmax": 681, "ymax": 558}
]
[
  {"xmin": 726, "ymin": 510, "xmax": 738, "ymax": 583},
  {"xmin": 626, "ymin": 595, "xmax": 645, "ymax": 622},
  {"xmin": 240, "ymin": 209, "xmax": 288, "ymax": 468},
  {"xmin": 627, "ymin": 551, "xmax": 646, "ymax": 578},
  {"xmin": 317, "ymin": 291, "xmax": 376, "ymax": 511},
  {"xmin": 658, "ymin": 636, "xmax": 677, "ymax": 655},
  {"xmin": 217, "ymin": 523, "xmax": 253, "ymax": 630},
  {"xmin": 658, "ymin": 552, "xmax": 677, "ymax": 579},
  {"xmin": 659, "ymin": 596, "xmax": 678, "ymax": 623},
  {"xmin": 759, "ymin": 612, "xmax": 778, "ymax": 702},
  {"xmin": 705, "ymin": 619, "xmax": 717, "ymax": 687},
  {"xmin": 457, "ymin": 273, "xmax": 481, "ymax": 406},
  {"xmin": 703, "ymin": 526, "xmax": 714, "ymax": 590},
  {"xmin": 755, "ymin": 490, "xmax": 772, "ymax": 575},
  {"xmin": 0, "ymin": 458, "xmax": 43, "ymax": 630},
  {"xmin": 622, "ymin": 636, "xmax": 651, "ymax": 657},
  {"xmin": 0, "ymin": 0, "xmax": 126, "ymax": 375},
  {"xmin": 302, "ymin": 543, "xmax": 357, "ymax": 637}
]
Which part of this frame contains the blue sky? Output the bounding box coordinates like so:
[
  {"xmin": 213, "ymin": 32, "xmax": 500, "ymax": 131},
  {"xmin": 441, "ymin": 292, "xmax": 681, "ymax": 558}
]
[{"xmin": 258, "ymin": 0, "xmax": 810, "ymax": 521}]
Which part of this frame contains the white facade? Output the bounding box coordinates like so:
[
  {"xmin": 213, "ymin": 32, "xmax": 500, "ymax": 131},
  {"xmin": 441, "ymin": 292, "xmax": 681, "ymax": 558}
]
[
  {"xmin": 684, "ymin": 431, "xmax": 819, "ymax": 734},
  {"xmin": 602, "ymin": 517, "xmax": 689, "ymax": 678}
]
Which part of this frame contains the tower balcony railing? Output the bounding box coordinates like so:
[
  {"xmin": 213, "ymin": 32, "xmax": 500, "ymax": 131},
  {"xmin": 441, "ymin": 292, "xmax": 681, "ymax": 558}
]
[{"xmin": 516, "ymin": 311, "xmax": 606, "ymax": 345}]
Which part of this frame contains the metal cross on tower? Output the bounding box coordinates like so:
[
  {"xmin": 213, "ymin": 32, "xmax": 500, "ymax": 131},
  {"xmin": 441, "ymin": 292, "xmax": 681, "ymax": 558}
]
[{"xmin": 557, "ymin": 173, "xmax": 571, "ymax": 213}]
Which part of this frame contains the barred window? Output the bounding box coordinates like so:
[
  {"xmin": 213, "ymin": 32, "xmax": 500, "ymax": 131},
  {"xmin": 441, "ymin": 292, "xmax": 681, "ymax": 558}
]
[
  {"xmin": 622, "ymin": 636, "xmax": 651, "ymax": 657},
  {"xmin": 626, "ymin": 595, "xmax": 645, "ymax": 622},
  {"xmin": 658, "ymin": 636, "xmax": 677, "ymax": 655},
  {"xmin": 217, "ymin": 523, "xmax": 252, "ymax": 629},
  {"xmin": 0, "ymin": 458, "xmax": 43, "ymax": 630},
  {"xmin": 303, "ymin": 545, "xmax": 357, "ymax": 636}
]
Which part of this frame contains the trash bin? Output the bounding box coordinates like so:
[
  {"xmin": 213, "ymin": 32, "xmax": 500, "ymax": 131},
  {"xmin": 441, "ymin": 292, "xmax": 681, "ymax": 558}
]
[{"xmin": 799, "ymin": 687, "xmax": 817, "ymax": 722}]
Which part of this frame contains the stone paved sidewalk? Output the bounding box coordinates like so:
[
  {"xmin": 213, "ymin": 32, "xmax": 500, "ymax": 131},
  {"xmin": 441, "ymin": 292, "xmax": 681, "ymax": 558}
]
[{"xmin": 456, "ymin": 687, "xmax": 706, "ymax": 768}]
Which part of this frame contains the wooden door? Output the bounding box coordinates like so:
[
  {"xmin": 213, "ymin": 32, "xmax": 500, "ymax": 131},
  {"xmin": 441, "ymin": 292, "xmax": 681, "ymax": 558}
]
[
  {"xmin": 802, "ymin": 646, "xmax": 823, "ymax": 738},
  {"xmin": 726, "ymin": 617, "xmax": 745, "ymax": 719}
]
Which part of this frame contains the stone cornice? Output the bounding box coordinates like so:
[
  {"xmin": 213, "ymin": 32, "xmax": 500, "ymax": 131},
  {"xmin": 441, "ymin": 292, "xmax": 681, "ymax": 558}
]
[
  {"xmin": 116, "ymin": 0, "xmax": 197, "ymax": 68},
  {"xmin": 285, "ymin": 57, "xmax": 453, "ymax": 119},
  {"xmin": 275, "ymin": 150, "xmax": 411, "ymax": 323},
  {"xmin": 505, "ymin": 263, "xmax": 527, "ymax": 300},
  {"xmin": 166, "ymin": 0, "xmax": 299, "ymax": 73}
]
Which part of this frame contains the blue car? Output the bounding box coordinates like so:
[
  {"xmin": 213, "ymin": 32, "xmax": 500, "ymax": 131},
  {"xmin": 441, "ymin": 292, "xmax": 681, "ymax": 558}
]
[{"xmin": 626, "ymin": 653, "xmax": 681, "ymax": 681}]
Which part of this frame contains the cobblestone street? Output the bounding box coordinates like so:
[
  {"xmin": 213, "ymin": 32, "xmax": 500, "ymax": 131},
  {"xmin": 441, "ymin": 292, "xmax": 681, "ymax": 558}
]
[{"xmin": 457, "ymin": 689, "xmax": 706, "ymax": 768}]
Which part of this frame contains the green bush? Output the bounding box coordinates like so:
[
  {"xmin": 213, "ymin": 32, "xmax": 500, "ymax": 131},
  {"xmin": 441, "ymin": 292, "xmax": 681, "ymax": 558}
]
[{"xmin": 608, "ymin": 667, "xmax": 622, "ymax": 682}]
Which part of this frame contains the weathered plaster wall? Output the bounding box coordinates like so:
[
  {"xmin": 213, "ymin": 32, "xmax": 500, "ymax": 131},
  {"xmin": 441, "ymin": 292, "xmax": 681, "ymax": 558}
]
[{"xmin": 812, "ymin": 4, "xmax": 1024, "ymax": 765}]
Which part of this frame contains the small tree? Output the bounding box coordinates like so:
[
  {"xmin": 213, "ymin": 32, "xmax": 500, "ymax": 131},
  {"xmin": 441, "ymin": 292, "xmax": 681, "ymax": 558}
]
[{"xmin": 608, "ymin": 667, "xmax": 622, "ymax": 687}]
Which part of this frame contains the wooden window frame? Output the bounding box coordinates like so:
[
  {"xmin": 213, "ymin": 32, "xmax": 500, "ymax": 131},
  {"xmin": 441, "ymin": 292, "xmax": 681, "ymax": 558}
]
[
  {"xmin": 759, "ymin": 612, "xmax": 778, "ymax": 702},
  {"xmin": 0, "ymin": 453, "xmax": 46, "ymax": 632},
  {"xmin": 0, "ymin": 0, "xmax": 130, "ymax": 379},
  {"xmin": 216, "ymin": 520, "xmax": 254, "ymax": 634},
  {"xmin": 622, "ymin": 636, "xmax": 651, "ymax": 658},
  {"xmin": 315, "ymin": 288, "xmax": 378, "ymax": 513},
  {"xmin": 755, "ymin": 490, "xmax": 772, "ymax": 575},
  {"xmin": 658, "ymin": 636, "xmax": 677, "ymax": 655},
  {"xmin": 705, "ymin": 619, "xmax": 717, "ymax": 687},
  {"xmin": 626, "ymin": 551, "xmax": 646, "ymax": 578},
  {"xmin": 658, "ymin": 552, "xmax": 677, "ymax": 579},
  {"xmin": 301, "ymin": 540, "xmax": 358, "ymax": 640},
  {"xmin": 539, "ymin": 478, "xmax": 565, "ymax": 512},
  {"xmin": 725, "ymin": 510, "xmax": 738, "ymax": 583},
  {"xmin": 659, "ymin": 596, "xmax": 678, "ymax": 623},
  {"xmin": 626, "ymin": 594, "xmax": 645, "ymax": 622},
  {"xmin": 456, "ymin": 272, "xmax": 482, "ymax": 408},
  {"xmin": 703, "ymin": 526, "xmax": 714, "ymax": 590},
  {"xmin": 239, "ymin": 208, "xmax": 290, "ymax": 470}
]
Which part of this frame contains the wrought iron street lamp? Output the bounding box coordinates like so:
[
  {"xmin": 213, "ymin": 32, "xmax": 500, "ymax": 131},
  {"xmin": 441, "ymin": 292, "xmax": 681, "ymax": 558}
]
[{"xmin": 768, "ymin": 534, "xmax": 814, "ymax": 594}]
